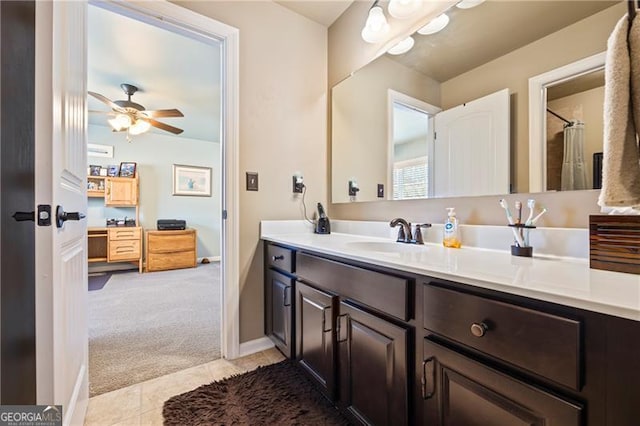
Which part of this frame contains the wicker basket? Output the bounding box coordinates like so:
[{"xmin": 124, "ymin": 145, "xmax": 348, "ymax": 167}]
[{"xmin": 589, "ymin": 215, "xmax": 640, "ymax": 274}]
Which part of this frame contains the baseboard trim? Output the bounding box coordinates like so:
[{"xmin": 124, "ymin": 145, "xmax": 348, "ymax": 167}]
[
  {"xmin": 237, "ymin": 336, "xmax": 274, "ymax": 358},
  {"xmin": 197, "ymin": 256, "xmax": 221, "ymax": 263}
]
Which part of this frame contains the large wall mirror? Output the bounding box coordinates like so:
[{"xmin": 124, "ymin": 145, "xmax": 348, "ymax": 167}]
[{"xmin": 331, "ymin": 1, "xmax": 622, "ymax": 204}]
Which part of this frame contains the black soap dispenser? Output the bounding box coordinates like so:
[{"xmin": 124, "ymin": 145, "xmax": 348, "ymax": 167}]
[{"xmin": 315, "ymin": 203, "xmax": 331, "ymax": 234}]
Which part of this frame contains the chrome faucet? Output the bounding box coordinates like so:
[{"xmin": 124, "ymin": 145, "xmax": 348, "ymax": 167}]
[
  {"xmin": 390, "ymin": 218, "xmax": 431, "ymax": 244},
  {"xmin": 390, "ymin": 218, "xmax": 412, "ymax": 243}
]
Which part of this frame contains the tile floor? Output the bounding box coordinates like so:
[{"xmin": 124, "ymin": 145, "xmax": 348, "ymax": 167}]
[{"xmin": 84, "ymin": 348, "xmax": 285, "ymax": 426}]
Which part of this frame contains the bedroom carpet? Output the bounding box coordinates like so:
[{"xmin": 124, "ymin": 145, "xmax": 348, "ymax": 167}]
[
  {"xmin": 88, "ymin": 262, "xmax": 221, "ymax": 397},
  {"xmin": 163, "ymin": 360, "xmax": 351, "ymax": 425}
]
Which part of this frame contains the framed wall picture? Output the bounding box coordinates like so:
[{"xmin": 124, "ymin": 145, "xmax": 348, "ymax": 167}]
[
  {"xmin": 119, "ymin": 162, "xmax": 137, "ymax": 177},
  {"xmin": 173, "ymin": 164, "xmax": 212, "ymax": 197}
]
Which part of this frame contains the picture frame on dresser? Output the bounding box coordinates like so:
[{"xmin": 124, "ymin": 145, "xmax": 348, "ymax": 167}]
[
  {"xmin": 172, "ymin": 164, "xmax": 212, "ymax": 197},
  {"xmin": 119, "ymin": 162, "xmax": 137, "ymax": 177}
]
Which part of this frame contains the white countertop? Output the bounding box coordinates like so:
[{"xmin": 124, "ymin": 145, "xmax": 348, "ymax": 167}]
[{"xmin": 261, "ymin": 228, "xmax": 640, "ymax": 321}]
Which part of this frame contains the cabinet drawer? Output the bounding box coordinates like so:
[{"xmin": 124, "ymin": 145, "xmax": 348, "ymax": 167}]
[
  {"xmin": 147, "ymin": 251, "xmax": 196, "ymax": 272},
  {"xmin": 108, "ymin": 240, "xmax": 141, "ymax": 261},
  {"xmin": 147, "ymin": 232, "xmax": 195, "ymax": 253},
  {"xmin": 297, "ymin": 252, "xmax": 410, "ymax": 321},
  {"xmin": 267, "ymin": 244, "xmax": 295, "ymax": 273},
  {"xmin": 423, "ymin": 284, "xmax": 582, "ymax": 390},
  {"xmin": 109, "ymin": 228, "xmax": 141, "ymax": 241}
]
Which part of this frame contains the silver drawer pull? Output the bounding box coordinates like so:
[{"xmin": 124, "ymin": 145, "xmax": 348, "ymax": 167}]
[
  {"xmin": 272, "ymin": 255, "xmax": 285, "ymax": 261},
  {"xmin": 470, "ymin": 322, "xmax": 488, "ymax": 337}
]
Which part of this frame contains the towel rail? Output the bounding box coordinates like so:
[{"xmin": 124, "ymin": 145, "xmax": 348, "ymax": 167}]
[{"xmin": 547, "ymin": 108, "xmax": 572, "ymax": 126}]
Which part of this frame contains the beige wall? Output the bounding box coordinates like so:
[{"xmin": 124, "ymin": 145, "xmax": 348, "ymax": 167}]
[
  {"xmin": 332, "ymin": 56, "xmax": 440, "ymax": 203},
  {"xmin": 177, "ymin": 1, "xmax": 327, "ymax": 343},
  {"xmin": 329, "ymin": 3, "xmax": 622, "ymax": 229}
]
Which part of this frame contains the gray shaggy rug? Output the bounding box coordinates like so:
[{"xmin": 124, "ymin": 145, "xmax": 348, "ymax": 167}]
[
  {"xmin": 89, "ymin": 263, "xmax": 221, "ymax": 396},
  {"xmin": 163, "ymin": 360, "xmax": 351, "ymax": 425}
]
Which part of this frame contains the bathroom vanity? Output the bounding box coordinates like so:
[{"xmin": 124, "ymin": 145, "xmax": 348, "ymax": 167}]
[{"xmin": 263, "ymin": 225, "xmax": 640, "ymax": 425}]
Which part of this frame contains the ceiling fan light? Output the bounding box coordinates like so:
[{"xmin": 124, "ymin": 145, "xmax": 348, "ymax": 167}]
[
  {"xmin": 128, "ymin": 119, "xmax": 151, "ymax": 136},
  {"xmin": 388, "ymin": 0, "xmax": 423, "ymax": 19},
  {"xmin": 417, "ymin": 13, "xmax": 450, "ymax": 35},
  {"xmin": 108, "ymin": 114, "xmax": 131, "ymax": 131},
  {"xmin": 361, "ymin": 5, "xmax": 390, "ymax": 43},
  {"xmin": 456, "ymin": 0, "xmax": 485, "ymax": 9},
  {"xmin": 387, "ymin": 36, "xmax": 415, "ymax": 55}
]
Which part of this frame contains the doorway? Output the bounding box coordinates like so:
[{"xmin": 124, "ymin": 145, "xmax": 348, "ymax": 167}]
[
  {"xmin": 85, "ymin": 2, "xmax": 224, "ymax": 396},
  {"xmin": 34, "ymin": 2, "xmax": 239, "ymax": 422}
]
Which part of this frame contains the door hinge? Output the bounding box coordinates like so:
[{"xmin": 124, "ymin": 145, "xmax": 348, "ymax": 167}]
[{"xmin": 222, "ymin": 210, "xmax": 228, "ymax": 220}]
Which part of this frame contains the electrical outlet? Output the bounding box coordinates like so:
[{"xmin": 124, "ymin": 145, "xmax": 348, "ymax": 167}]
[
  {"xmin": 292, "ymin": 175, "xmax": 304, "ymax": 193},
  {"xmin": 377, "ymin": 184, "xmax": 384, "ymax": 198}
]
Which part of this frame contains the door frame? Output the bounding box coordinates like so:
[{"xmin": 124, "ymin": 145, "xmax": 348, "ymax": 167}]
[{"xmin": 90, "ymin": 0, "xmax": 240, "ymax": 359}]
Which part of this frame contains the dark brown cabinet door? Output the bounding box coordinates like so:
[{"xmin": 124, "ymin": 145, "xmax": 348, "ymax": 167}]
[
  {"xmin": 423, "ymin": 339, "xmax": 582, "ymax": 426},
  {"xmin": 296, "ymin": 281, "xmax": 338, "ymax": 398},
  {"xmin": 265, "ymin": 269, "xmax": 294, "ymax": 357},
  {"xmin": 338, "ymin": 302, "xmax": 409, "ymax": 426}
]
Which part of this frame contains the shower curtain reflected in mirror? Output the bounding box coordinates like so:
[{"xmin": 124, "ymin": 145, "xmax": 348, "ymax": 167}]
[{"xmin": 561, "ymin": 121, "xmax": 588, "ymax": 190}]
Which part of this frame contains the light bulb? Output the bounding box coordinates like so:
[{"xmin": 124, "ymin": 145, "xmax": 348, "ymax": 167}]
[
  {"xmin": 128, "ymin": 119, "xmax": 151, "ymax": 135},
  {"xmin": 361, "ymin": 5, "xmax": 390, "ymax": 43},
  {"xmin": 456, "ymin": 0, "xmax": 485, "ymax": 9},
  {"xmin": 387, "ymin": 36, "xmax": 415, "ymax": 55},
  {"xmin": 388, "ymin": 0, "xmax": 423, "ymax": 19},
  {"xmin": 108, "ymin": 114, "xmax": 131, "ymax": 131},
  {"xmin": 417, "ymin": 13, "xmax": 450, "ymax": 35}
]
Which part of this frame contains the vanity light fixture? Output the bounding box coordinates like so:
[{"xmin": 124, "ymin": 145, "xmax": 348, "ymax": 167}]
[
  {"xmin": 388, "ymin": 36, "xmax": 415, "ymax": 55},
  {"xmin": 456, "ymin": 0, "xmax": 486, "ymax": 9},
  {"xmin": 417, "ymin": 13, "xmax": 450, "ymax": 35},
  {"xmin": 361, "ymin": 0, "xmax": 390, "ymax": 43},
  {"xmin": 388, "ymin": 0, "xmax": 423, "ymax": 19}
]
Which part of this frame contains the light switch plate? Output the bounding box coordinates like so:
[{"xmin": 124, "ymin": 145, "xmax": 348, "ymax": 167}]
[
  {"xmin": 246, "ymin": 172, "xmax": 259, "ymax": 191},
  {"xmin": 377, "ymin": 184, "xmax": 384, "ymax": 198}
]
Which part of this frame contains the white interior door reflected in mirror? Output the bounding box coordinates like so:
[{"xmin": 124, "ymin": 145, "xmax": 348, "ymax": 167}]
[
  {"xmin": 433, "ymin": 88, "xmax": 511, "ymax": 198},
  {"xmin": 387, "ymin": 90, "xmax": 440, "ymax": 200}
]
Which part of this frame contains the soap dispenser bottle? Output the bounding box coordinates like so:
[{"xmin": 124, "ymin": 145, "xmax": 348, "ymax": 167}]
[{"xmin": 443, "ymin": 208, "xmax": 461, "ymax": 248}]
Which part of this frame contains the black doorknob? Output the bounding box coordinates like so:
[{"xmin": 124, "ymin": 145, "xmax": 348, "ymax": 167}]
[{"xmin": 56, "ymin": 205, "xmax": 86, "ymax": 228}]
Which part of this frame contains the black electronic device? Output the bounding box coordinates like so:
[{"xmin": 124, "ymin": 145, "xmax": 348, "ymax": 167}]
[
  {"xmin": 157, "ymin": 219, "xmax": 186, "ymax": 231},
  {"xmin": 315, "ymin": 203, "xmax": 331, "ymax": 234}
]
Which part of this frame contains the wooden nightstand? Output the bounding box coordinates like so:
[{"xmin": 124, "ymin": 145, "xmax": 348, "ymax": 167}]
[{"xmin": 145, "ymin": 229, "xmax": 197, "ymax": 272}]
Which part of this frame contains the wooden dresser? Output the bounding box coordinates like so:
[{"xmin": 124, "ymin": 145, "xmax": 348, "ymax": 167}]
[{"xmin": 145, "ymin": 229, "xmax": 197, "ymax": 272}]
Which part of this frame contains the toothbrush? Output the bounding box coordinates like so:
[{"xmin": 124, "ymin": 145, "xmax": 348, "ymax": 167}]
[
  {"xmin": 524, "ymin": 199, "xmax": 536, "ymax": 246},
  {"xmin": 530, "ymin": 208, "xmax": 547, "ymax": 226},
  {"xmin": 499, "ymin": 199, "xmax": 526, "ymax": 247},
  {"xmin": 524, "ymin": 199, "xmax": 535, "ymax": 226},
  {"xmin": 514, "ymin": 200, "xmax": 523, "ymax": 243}
]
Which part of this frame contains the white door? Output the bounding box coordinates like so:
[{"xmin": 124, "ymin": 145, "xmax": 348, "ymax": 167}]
[
  {"xmin": 35, "ymin": 2, "xmax": 89, "ymax": 425},
  {"xmin": 434, "ymin": 89, "xmax": 510, "ymax": 198}
]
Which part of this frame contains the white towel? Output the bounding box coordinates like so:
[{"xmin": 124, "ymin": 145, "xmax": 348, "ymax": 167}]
[{"xmin": 598, "ymin": 13, "xmax": 640, "ymax": 207}]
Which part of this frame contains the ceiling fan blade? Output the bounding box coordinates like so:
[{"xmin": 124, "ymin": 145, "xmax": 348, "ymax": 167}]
[
  {"xmin": 140, "ymin": 108, "xmax": 184, "ymax": 118},
  {"xmin": 88, "ymin": 91, "xmax": 127, "ymax": 113},
  {"xmin": 143, "ymin": 117, "xmax": 184, "ymax": 135}
]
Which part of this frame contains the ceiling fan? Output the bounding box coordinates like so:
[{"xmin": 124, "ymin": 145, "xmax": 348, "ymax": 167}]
[{"xmin": 89, "ymin": 83, "xmax": 184, "ymax": 137}]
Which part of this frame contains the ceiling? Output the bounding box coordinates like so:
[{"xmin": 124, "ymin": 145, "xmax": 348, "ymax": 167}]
[
  {"xmin": 87, "ymin": 4, "xmax": 221, "ymax": 142},
  {"xmin": 275, "ymin": 0, "xmax": 354, "ymax": 26},
  {"xmin": 389, "ymin": 1, "xmax": 617, "ymax": 82}
]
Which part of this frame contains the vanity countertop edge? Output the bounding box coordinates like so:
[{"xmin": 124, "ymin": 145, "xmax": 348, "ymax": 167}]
[{"xmin": 261, "ymin": 230, "xmax": 640, "ymax": 322}]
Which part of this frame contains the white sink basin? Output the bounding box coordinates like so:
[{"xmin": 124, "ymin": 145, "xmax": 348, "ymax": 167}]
[{"xmin": 345, "ymin": 241, "xmax": 427, "ymax": 253}]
